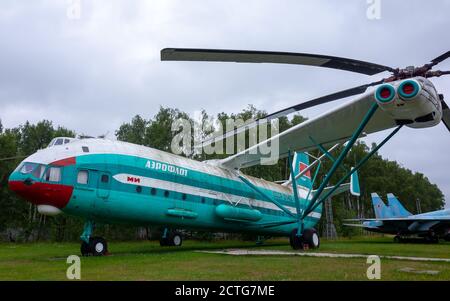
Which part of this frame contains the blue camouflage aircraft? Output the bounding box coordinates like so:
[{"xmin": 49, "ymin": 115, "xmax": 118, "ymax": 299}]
[{"xmin": 345, "ymin": 193, "xmax": 450, "ymax": 243}]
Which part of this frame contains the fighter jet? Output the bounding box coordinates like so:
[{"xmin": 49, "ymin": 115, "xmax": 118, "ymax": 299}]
[{"xmin": 345, "ymin": 193, "xmax": 450, "ymax": 243}]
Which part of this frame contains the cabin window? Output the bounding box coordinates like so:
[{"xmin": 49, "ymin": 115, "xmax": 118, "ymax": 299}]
[
  {"xmin": 82, "ymin": 146, "xmax": 89, "ymax": 153},
  {"xmin": 182, "ymin": 193, "xmax": 187, "ymax": 201},
  {"xmin": 201, "ymin": 198, "xmax": 206, "ymax": 204},
  {"xmin": 77, "ymin": 170, "xmax": 89, "ymax": 184},
  {"xmin": 44, "ymin": 167, "xmax": 61, "ymax": 182},
  {"xmin": 164, "ymin": 190, "xmax": 169, "ymax": 198},
  {"xmin": 150, "ymin": 188, "xmax": 156, "ymax": 195},
  {"xmin": 136, "ymin": 186, "xmax": 142, "ymax": 193},
  {"xmin": 101, "ymin": 174, "xmax": 109, "ymax": 183}
]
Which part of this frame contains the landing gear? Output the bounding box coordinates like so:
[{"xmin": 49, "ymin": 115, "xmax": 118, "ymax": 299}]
[
  {"xmin": 424, "ymin": 231, "xmax": 439, "ymax": 244},
  {"xmin": 303, "ymin": 228, "xmax": 320, "ymax": 249},
  {"xmin": 394, "ymin": 235, "xmax": 403, "ymax": 243},
  {"xmin": 160, "ymin": 229, "xmax": 183, "ymax": 247},
  {"xmin": 80, "ymin": 236, "xmax": 108, "ymax": 256},
  {"xmin": 79, "ymin": 220, "xmax": 109, "ymax": 256},
  {"xmin": 289, "ymin": 228, "xmax": 320, "ymax": 250},
  {"xmin": 289, "ymin": 229, "xmax": 303, "ymax": 250}
]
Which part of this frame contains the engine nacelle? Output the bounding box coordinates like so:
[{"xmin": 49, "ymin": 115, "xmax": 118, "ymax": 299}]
[{"xmin": 374, "ymin": 77, "xmax": 442, "ymax": 129}]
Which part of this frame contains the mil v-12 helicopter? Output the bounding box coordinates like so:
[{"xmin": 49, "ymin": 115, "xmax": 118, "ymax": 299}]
[{"xmin": 7, "ymin": 48, "xmax": 450, "ymax": 255}]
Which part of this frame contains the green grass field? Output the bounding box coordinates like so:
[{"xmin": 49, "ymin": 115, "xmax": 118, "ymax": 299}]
[{"xmin": 0, "ymin": 236, "xmax": 449, "ymax": 280}]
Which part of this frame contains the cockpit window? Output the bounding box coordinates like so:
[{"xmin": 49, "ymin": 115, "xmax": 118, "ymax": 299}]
[
  {"xmin": 47, "ymin": 137, "xmax": 75, "ymax": 148},
  {"xmin": 54, "ymin": 138, "xmax": 64, "ymax": 146},
  {"xmin": 32, "ymin": 165, "xmax": 46, "ymax": 178},
  {"xmin": 20, "ymin": 162, "xmax": 39, "ymax": 175},
  {"xmin": 19, "ymin": 163, "xmax": 46, "ymax": 178}
]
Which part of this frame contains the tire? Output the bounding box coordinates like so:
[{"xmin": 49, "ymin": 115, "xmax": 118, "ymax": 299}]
[
  {"xmin": 303, "ymin": 228, "xmax": 320, "ymax": 249},
  {"xmin": 394, "ymin": 235, "xmax": 402, "ymax": 243},
  {"xmin": 89, "ymin": 237, "xmax": 108, "ymax": 256},
  {"xmin": 289, "ymin": 229, "xmax": 304, "ymax": 250},
  {"xmin": 159, "ymin": 238, "xmax": 168, "ymax": 246},
  {"xmin": 170, "ymin": 231, "xmax": 183, "ymax": 247},
  {"xmin": 80, "ymin": 240, "xmax": 91, "ymax": 256},
  {"xmin": 425, "ymin": 230, "xmax": 439, "ymax": 244}
]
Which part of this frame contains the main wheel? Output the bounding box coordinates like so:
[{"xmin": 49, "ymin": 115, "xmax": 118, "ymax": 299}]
[
  {"xmin": 303, "ymin": 228, "xmax": 320, "ymax": 249},
  {"xmin": 425, "ymin": 230, "xmax": 439, "ymax": 244},
  {"xmin": 289, "ymin": 229, "xmax": 304, "ymax": 250},
  {"xmin": 394, "ymin": 235, "xmax": 402, "ymax": 243},
  {"xmin": 89, "ymin": 237, "xmax": 108, "ymax": 256}
]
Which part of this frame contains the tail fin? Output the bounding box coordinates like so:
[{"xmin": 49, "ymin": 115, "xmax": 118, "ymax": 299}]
[
  {"xmin": 386, "ymin": 193, "xmax": 412, "ymax": 217},
  {"xmin": 291, "ymin": 152, "xmax": 312, "ymax": 190},
  {"xmin": 371, "ymin": 193, "xmax": 392, "ymax": 219}
]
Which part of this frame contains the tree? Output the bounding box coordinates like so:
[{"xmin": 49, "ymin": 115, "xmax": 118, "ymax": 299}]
[{"xmin": 115, "ymin": 115, "xmax": 149, "ymax": 145}]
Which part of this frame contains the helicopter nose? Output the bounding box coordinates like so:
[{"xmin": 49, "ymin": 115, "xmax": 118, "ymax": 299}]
[
  {"xmin": 8, "ymin": 176, "xmax": 36, "ymax": 200},
  {"xmin": 8, "ymin": 174, "xmax": 73, "ymax": 209}
]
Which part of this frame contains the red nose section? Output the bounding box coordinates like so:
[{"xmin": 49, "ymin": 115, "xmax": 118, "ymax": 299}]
[{"xmin": 8, "ymin": 181, "xmax": 73, "ymax": 209}]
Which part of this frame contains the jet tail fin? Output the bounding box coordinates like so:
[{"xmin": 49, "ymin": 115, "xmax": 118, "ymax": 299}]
[
  {"xmin": 371, "ymin": 193, "xmax": 392, "ymax": 219},
  {"xmin": 386, "ymin": 193, "xmax": 412, "ymax": 217}
]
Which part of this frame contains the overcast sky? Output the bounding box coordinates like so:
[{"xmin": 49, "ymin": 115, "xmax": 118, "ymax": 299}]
[{"xmin": 1, "ymin": 0, "xmax": 449, "ymax": 208}]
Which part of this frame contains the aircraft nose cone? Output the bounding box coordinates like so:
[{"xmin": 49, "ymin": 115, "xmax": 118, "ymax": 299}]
[
  {"xmin": 8, "ymin": 175, "xmax": 73, "ymax": 209},
  {"xmin": 8, "ymin": 178, "xmax": 31, "ymax": 198}
]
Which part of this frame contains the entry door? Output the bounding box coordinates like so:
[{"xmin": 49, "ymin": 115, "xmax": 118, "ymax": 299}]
[{"xmin": 97, "ymin": 172, "xmax": 111, "ymax": 199}]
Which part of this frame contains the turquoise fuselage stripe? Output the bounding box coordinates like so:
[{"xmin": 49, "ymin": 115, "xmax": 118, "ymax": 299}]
[{"xmin": 42, "ymin": 153, "xmax": 323, "ymax": 236}]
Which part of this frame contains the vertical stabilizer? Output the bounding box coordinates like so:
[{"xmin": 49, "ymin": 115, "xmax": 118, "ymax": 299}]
[
  {"xmin": 371, "ymin": 193, "xmax": 392, "ymax": 219},
  {"xmin": 386, "ymin": 193, "xmax": 412, "ymax": 217}
]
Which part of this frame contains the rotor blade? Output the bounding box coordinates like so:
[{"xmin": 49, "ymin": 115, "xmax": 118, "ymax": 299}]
[
  {"xmin": 441, "ymin": 100, "xmax": 450, "ymax": 132},
  {"xmin": 431, "ymin": 51, "xmax": 450, "ymax": 66},
  {"xmin": 262, "ymin": 80, "xmax": 383, "ymax": 120},
  {"xmin": 197, "ymin": 80, "xmax": 383, "ymax": 147},
  {"xmin": 161, "ymin": 48, "xmax": 395, "ymax": 76}
]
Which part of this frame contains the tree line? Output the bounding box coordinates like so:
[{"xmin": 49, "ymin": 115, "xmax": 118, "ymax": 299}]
[{"xmin": 0, "ymin": 106, "xmax": 445, "ymax": 242}]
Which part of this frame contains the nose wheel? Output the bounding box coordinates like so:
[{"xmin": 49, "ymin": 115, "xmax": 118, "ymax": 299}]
[
  {"xmin": 80, "ymin": 236, "xmax": 108, "ymax": 256},
  {"xmin": 160, "ymin": 230, "xmax": 183, "ymax": 247},
  {"xmin": 80, "ymin": 221, "xmax": 108, "ymax": 256}
]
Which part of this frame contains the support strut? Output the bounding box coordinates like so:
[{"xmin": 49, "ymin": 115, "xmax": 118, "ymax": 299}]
[
  {"xmin": 301, "ymin": 102, "xmax": 380, "ymax": 220},
  {"xmin": 80, "ymin": 220, "xmax": 94, "ymax": 244},
  {"xmin": 303, "ymin": 124, "xmax": 403, "ymax": 219}
]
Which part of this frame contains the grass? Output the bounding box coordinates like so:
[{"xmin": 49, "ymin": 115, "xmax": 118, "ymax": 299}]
[{"xmin": 0, "ymin": 236, "xmax": 449, "ymax": 280}]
